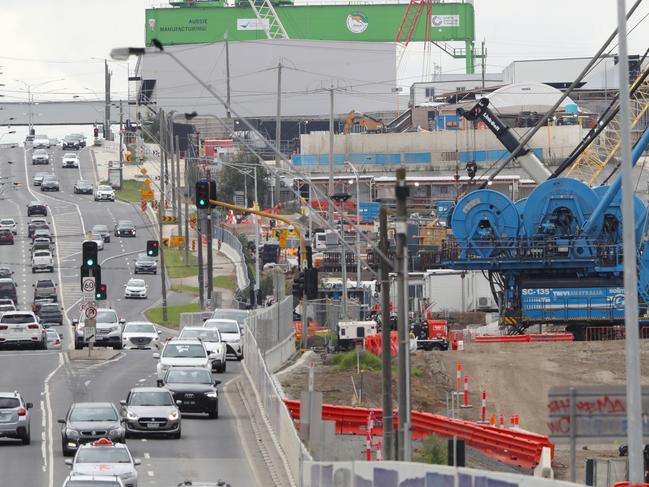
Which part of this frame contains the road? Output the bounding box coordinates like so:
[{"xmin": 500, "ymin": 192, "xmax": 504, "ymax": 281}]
[{"xmin": 0, "ymin": 145, "xmax": 258, "ymax": 486}]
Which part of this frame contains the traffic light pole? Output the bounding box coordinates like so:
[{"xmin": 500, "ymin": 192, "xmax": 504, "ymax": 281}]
[
  {"xmin": 197, "ymin": 211, "xmax": 205, "ymax": 310},
  {"xmin": 206, "ymin": 211, "xmax": 214, "ymax": 306}
]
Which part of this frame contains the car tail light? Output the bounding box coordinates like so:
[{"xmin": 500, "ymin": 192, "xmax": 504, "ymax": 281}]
[
  {"xmin": 28, "ymin": 324, "xmax": 39, "ymax": 329},
  {"xmin": 17, "ymin": 407, "xmax": 27, "ymax": 417},
  {"xmin": 0, "ymin": 325, "xmax": 7, "ymax": 330},
  {"xmin": 55, "ymin": 339, "xmax": 60, "ymax": 345}
]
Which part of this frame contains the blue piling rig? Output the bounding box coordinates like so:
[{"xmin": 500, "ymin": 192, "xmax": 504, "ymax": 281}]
[{"xmin": 443, "ymin": 126, "xmax": 649, "ymax": 339}]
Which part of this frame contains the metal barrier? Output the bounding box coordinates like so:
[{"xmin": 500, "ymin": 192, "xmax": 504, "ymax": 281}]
[
  {"xmin": 246, "ymin": 297, "xmax": 295, "ymax": 371},
  {"xmin": 214, "ymin": 226, "xmax": 250, "ymax": 292},
  {"xmin": 242, "ymin": 297, "xmax": 311, "ymax": 485},
  {"xmin": 586, "ymin": 326, "xmax": 649, "ymax": 341}
]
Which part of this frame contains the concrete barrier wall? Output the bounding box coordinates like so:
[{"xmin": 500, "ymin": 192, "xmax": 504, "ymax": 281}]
[{"xmin": 303, "ymin": 461, "xmax": 581, "ymax": 487}]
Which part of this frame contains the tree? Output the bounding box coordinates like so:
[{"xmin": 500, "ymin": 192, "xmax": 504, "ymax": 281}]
[{"xmin": 217, "ymin": 152, "xmax": 270, "ymax": 208}]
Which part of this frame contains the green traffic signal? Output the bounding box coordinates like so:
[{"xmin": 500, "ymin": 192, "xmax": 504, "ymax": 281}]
[{"xmin": 86, "ymin": 259, "xmax": 94, "ymax": 266}]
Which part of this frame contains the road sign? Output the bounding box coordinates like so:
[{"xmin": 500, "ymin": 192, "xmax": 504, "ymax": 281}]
[
  {"xmin": 84, "ymin": 326, "xmax": 96, "ymax": 343},
  {"xmin": 85, "ymin": 303, "xmax": 98, "ymax": 320},
  {"xmin": 547, "ymin": 385, "xmax": 649, "ymax": 443},
  {"xmin": 141, "ymin": 189, "xmax": 154, "ymax": 201},
  {"xmin": 161, "ymin": 215, "xmax": 177, "ymax": 224},
  {"xmin": 82, "ymin": 277, "xmax": 96, "ymax": 294}
]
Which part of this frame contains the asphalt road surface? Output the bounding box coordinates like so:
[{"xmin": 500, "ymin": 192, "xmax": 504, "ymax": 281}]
[{"xmin": 0, "ymin": 145, "xmax": 257, "ymax": 487}]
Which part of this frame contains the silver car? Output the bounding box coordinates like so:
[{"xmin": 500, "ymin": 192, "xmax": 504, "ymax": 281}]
[
  {"xmin": 63, "ymin": 474, "xmax": 125, "ymax": 487},
  {"xmin": 45, "ymin": 329, "xmax": 62, "ymax": 350},
  {"xmin": 0, "ymin": 391, "xmax": 33, "ymax": 444},
  {"xmin": 122, "ymin": 322, "xmax": 160, "ymax": 350},
  {"xmin": 120, "ymin": 387, "xmax": 181, "ymax": 439},
  {"xmin": 65, "ymin": 439, "xmax": 139, "ymax": 487}
]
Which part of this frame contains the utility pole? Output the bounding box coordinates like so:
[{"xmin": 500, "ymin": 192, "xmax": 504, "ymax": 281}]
[
  {"xmin": 169, "ymin": 120, "xmax": 177, "ymax": 219},
  {"xmin": 183, "ymin": 155, "xmax": 190, "ymax": 265},
  {"xmin": 340, "ymin": 214, "xmax": 348, "ymax": 320},
  {"xmin": 617, "ymin": 0, "xmax": 643, "ymax": 483},
  {"xmin": 225, "ymin": 31, "xmax": 231, "ymax": 119},
  {"xmin": 395, "ymin": 167, "xmax": 411, "ymax": 461},
  {"xmin": 275, "ymin": 62, "xmax": 282, "ymax": 207},
  {"xmin": 253, "ymin": 165, "xmax": 261, "ymax": 306},
  {"xmin": 175, "ymin": 135, "xmax": 182, "ymax": 241},
  {"xmin": 481, "ymin": 40, "xmax": 486, "ymax": 90},
  {"xmin": 328, "ymin": 85, "xmax": 335, "ymax": 224},
  {"xmin": 158, "ymin": 110, "xmax": 169, "ymax": 322},
  {"xmin": 197, "ymin": 211, "xmax": 205, "ymax": 310},
  {"xmin": 104, "ymin": 60, "xmax": 111, "ymax": 140},
  {"xmin": 118, "ymin": 100, "xmax": 124, "ymax": 163},
  {"xmin": 379, "ymin": 206, "xmax": 394, "ymax": 461}
]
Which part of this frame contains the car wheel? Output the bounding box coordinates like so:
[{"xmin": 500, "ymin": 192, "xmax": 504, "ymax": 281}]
[
  {"xmin": 74, "ymin": 342, "xmax": 83, "ymax": 350},
  {"xmin": 31, "ymin": 268, "xmax": 35, "ymax": 274},
  {"xmin": 172, "ymin": 427, "xmax": 181, "ymax": 439},
  {"xmin": 39, "ymin": 340, "xmax": 47, "ymax": 351},
  {"xmin": 113, "ymin": 343, "xmax": 123, "ymax": 350},
  {"xmin": 219, "ymin": 363, "xmax": 227, "ymax": 373},
  {"xmin": 153, "ymin": 271, "xmax": 157, "ymax": 275},
  {"xmin": 61, "ymin": 441, "xmax": 72, "ymax": 456},
  {"xmin": 209, "ymin": 408, "xmax": 219, "ymax": 419},
  {"xmin": 20, "ymin": 428, "xmax": 30, "ymax": 445},
  {"xmin": 237, "ymin": 354, "xmax": 244, "ymax": 361}
]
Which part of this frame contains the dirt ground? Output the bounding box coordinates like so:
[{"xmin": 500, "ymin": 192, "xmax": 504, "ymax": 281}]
[{"xmin": 279, "ymin": 340, "xmax": 649, "ymax": 482}]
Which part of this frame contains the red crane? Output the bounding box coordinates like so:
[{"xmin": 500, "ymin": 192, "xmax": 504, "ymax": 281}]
[{"xmin": 395, "ymin": 0, "xmax": 433, "ymax": 48}]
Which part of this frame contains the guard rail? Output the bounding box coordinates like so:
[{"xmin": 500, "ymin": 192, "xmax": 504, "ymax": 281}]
[
  {"xmin": 284, "ymin": 399, "xmax": 554, "ymax": 470},
  {"xmin": 474, "ymin": 334, "xmax": 574, "ymax": 343}
]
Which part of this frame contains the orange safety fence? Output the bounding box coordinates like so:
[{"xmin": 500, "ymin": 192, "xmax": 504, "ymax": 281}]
[
  {"xmin": 473, "ymin": 334, "xmax": 574, "ymax": 343},
  {"xmin": 293, "ymin": 320, "xmax": 329, "ymax": 341},
  {"xmin": 284, "ymin": 399, "xmax": 553, "ymax": 470},
  {"xmin": 364, "ymin": 332, "xmax": 398, "ymax": 357}
]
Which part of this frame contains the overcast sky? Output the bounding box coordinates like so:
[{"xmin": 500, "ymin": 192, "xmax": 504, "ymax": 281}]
[{"xmin": 1, "ymin": 0, "xmax": 648, "ymax": 104}]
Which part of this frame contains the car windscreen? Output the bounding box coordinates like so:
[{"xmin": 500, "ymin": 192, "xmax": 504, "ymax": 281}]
[
  {"xmin": 137, "ymin": 255, "xmax": 155, "ymax": 263},
  {"xmin": 96, "ymin": 310, "xmax": 118, "ymax": 323},
  {"xmin": 67, "ymin": 482, "xmax": 120, "ymax": 487},
  {"xmin": 40, "ymin": 304, "xmax": 59, "ymax": 312},
  {"xmin": 69, "ymin": 406, "xmax": 118, "ymax": 422},
  {"xmin": 0, "ymin": 314, "xmax": 33, "ymax": 324},
  {"xmin": 128, "ymin": 391, "xmax": 174, "ymax": 406},
  {"xmin": 33, "ymin": 251, "xmax": 50, "ymax": 258},
  {"xmin": 36, "ymin": 281, "xmax": 54, "ymax": 288},
  {"xmin": 205, "ymin": 320, "xmax": 239, "ymax": 333},
  {"xmin": 0, "ymin": 282, "xmax": 15, "ymax": 292},
  {"xmin": 166, "ymin": 368, "xmax": 212, "ymax": 384},
  {"xmin": 76, "ymin": 447, "xmax": 131, "ymax": 463},
  {"xmin": 162, "ymin": 343, "xmax": 206, "ymax": 358},
  {"xmin": 124, "ymin": 324, "xmax": 155, "ymax": 333},
  {"xmin": 0, "ymin": 219, "xmax": 13, "ymax": 225},
  {"xmin": 98, "ymin": 186, "xmax": 112, "ymax": 191},
  {"xmin": 46, "ymin": 330, "xmax": 59, "ymax": 338},
  {"xmin": 127, "ymin": 280, "xmax": 145, "ymax": 287},
  {"xmin": 92, "ymin": 225, "xmax": 107, "ymax": 232},
  {"xmin": 0, "ymin": 305, "xmax": 15, "ymax": 312},
  {"xmin": 0, "ymin": 398, "xmax": 20, "ymax": 408},
  {"xmin": 180, "ymin": 328, "xmax": 220, "ymax": 342}
]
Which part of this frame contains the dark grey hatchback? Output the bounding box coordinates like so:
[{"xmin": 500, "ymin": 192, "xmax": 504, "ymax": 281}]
[{"xmin": 58, "ymin": 402, "xmax": 125, "ymax": 456}]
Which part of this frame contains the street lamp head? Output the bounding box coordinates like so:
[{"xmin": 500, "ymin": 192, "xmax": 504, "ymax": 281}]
[
  {"xmin": 184, "ymin": 111, "xmax": 198, "ymax": 120},
  {"xmin": 110, "ymin": 47, "xmax": 146, "ymax": 60},
  {"xmin": 348, "ymin": 179, "xmax": 354, "ymax": 185}
]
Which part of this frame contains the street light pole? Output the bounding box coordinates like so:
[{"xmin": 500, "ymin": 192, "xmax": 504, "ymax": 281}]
[
  {"xmin": 253, "ymin": 165, "xmax": 260, "ymax": 306},
  {"xmin": 346, "ymin": 161, "xmax": 362, "ymax": 285}
]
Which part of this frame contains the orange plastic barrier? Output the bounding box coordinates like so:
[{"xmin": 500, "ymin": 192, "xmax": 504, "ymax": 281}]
[
  {"xmin": 364, "ymin": 332, "xmax": 398, "ymax": 357},
  {"xmin": 474, "ymin": 334, "xmax": 574, "ymax": 343},
  {"xmin": 284, "ymin": 399, "xmax": 553, "ymax": 470}
]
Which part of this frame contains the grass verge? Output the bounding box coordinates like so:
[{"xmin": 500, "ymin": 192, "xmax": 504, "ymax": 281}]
[
  {"xmin": 144, "ymin": 303, "xmax": 201, "ymax": 329},
  {"xmin": 328, "ymin": 351, "xmax": 382, "ymax": 371},
  {"xmin": 99, "ymin": 179, "xmax": 144, "ymax": 203},
  {"xmin": 170, "ymin": 276, "xmax": 236, "ymax": 296},
  {"xmin": 165, "ymin": 249, "xmax": 198, "ymax": 278}
]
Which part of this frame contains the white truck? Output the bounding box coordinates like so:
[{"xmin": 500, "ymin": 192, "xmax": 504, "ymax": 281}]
[{"xmin": 31, "ymin": 250, "xmax": 54, "ymax": 273}]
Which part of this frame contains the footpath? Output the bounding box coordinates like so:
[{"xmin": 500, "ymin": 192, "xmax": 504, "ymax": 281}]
[{"xmin": 90, "ymin": 143, "xmax": 238, "ymax": 310}]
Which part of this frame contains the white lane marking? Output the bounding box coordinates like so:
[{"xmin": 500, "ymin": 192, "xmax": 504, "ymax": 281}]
[
  {"xmin": 147, "ymin": 471, "xmax": 154, "ymax": 477},
  {"xmin": 84, "ymin": 380, "xmax": 91, "ymax": 387},
  {"xmin": 44, "ymin": 353, "xmax": 64, "ymax": 487},
  {"xmin": 40, "ymin": 400, "xmax": 47, "ymax": 472},
  {"xmin": 138, "ymin": 378, "xmax": 146, "ymax": 383},
  {"xmin": 143, "ymin": 452, "xmax": 150, "ymax": 459}
]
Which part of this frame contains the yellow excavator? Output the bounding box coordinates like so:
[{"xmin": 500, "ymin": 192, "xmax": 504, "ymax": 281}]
[{"xmin": 342, "ymin": 110, "xmax": 385, "ymax": 134}]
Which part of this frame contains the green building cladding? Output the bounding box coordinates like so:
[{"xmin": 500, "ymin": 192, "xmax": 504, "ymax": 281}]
[{"xmin": 145, "ymin": 2, "xmax": 479, "ymax": 72}]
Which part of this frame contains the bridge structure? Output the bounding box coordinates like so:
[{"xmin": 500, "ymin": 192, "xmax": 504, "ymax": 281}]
[{"xmin": 0, "ymin": 100, "xmax": 129, "ymax": 126}]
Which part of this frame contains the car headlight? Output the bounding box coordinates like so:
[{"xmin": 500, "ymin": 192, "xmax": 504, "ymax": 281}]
[
  {"xmin": 168, "ymin": 410, "xmax": 179, "ymax": 421},
  {"xmin": 109, "ymin": 426, "xmax": 124, "ymax": 436},
  {"xmin": 126, "ymin": 410, "xmax": 138, "ymax": 421},
  {"xmin": 66, "ymin": 428, "xmax": 80, "ymax": 439},
  {"xmin": 206, "ymin": 391, "xmax": 218, "ymax": 398}
]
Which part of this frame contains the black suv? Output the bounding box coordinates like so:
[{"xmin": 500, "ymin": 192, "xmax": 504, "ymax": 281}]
[
  {"xmin": 33, "ymin": 300, "xmax": 63, "ymax": 325},
  {"xmin": 0, "ymin": 278, "xmax": 18, "ymax": 306},
  {"xmin": 27, "ymin": 201, "xmax": 47, "ymax": 217},
  {"xmin": 61, "ymin": 135, "xmax": 80, "ymax": 150},
  {"xmin": 114, "ymin": 220, "xmax": 136, "ymax": 238},
  {"xmin": 158, "ymin": 367, "xmax": 220, "ymax": 418},
  {"xmin": 58, "ymin": 402, "xmax": 125, "ymax": 456}
]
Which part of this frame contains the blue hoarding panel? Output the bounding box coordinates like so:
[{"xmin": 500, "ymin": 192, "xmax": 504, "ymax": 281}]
[{"xmin": 521, "ymin": 287, "xmax": 625, "ymax": 321}]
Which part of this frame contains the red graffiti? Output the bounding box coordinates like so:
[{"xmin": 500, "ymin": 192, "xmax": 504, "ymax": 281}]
[
  {"xmin": 547, "ymin": 395, "xmax": 626, "ymax": 416},
  {"xmin": 547, "ymin": 416, "xmax": 571, "ymax": 435}
]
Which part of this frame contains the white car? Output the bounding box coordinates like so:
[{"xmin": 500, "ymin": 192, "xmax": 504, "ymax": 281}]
[
  {"xmin": 124, "ymin": 279, "xmax": 147, "ymax": 299},
  {"xmin": 203, "ymin": 318, "xmax": 243, "ymax": 361},
  {"xmin": 153, "ymin": 339, "xmax": 211, "ymax": 380},
  {"xmin": 61, "ymin": 153, "xmax": 79, "ymax": 168},
  {"xmin": 122, "ymin": 322, "xmax": 161, "ymax": 350},
  {"xmin": 31, "ymin": 149, "xmax": 49, "ymax": 165},
  {"xmin": 31, "ymin": 250, "xmax": 54, "ymax": 273},
  {"xmin": 94, "ymin": 185, "xmax": 115, "ymax": 202},
  {"xmin": 88, "ymin": 235, "xmax": 104, "ymax": 251},
  {"xmin": 33, "ymin": 134, "xmax": 50, "ymax": 149},
  {"xmin": 0, "ymin": 219, "xmax": 17, "ymax": 235},
  {"xmin": 0, "ymin": 311, "xmax": 46, "ymax": 349},
  {"xmin": 64, "ymin": 439, "xmax": 139, "ymax": 487},
  {"xmin": 63, "ymin": 474, "xmax": 126, "ymax": 487},
  {"xmin": 179, "ymin": 326, "xmax": 227, "ymax": 373},
  {"xmin": 45, "ymin": 329, "xmax": 62, "ymax": 350}
]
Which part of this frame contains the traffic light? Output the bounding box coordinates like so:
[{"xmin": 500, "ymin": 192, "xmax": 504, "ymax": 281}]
[
  {"xmin": 82, "ymin": 240, "xmax": 98, "ymax": 267},
  {"xmin": 93, "ymin": 127, "xmax": 99, "ymax": 138},
  {"xmin": 304, "ymin": 268, "xmax": 319, "ymax": 300},
  {"xmin": 292, "ymin": 271, "xmax": 305, "ymax": 299},
  {"xmin": 195, "ymin": 179, "xmax": 210, "ymax": 209},
  {"xmin": 95, "ymin": 283, "xmax": 107, "ymax": 301},
  {"xmin": 146, "ymin": 240, "xmax": 159, "ymax": 257}
]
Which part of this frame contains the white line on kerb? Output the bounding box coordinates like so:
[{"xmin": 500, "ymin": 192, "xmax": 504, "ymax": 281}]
[{"xmin": 43, "ymin": 353, "xmax": 64, "ymax": 487}]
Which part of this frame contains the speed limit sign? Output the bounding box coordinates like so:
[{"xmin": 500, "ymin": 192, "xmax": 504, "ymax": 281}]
[{"xmin": 82, "ymin": 277, "xmax": 96, "ymax": 293}]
